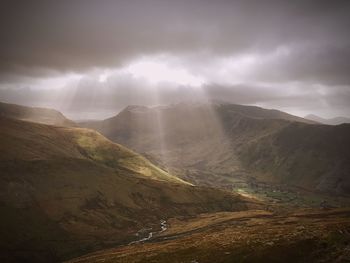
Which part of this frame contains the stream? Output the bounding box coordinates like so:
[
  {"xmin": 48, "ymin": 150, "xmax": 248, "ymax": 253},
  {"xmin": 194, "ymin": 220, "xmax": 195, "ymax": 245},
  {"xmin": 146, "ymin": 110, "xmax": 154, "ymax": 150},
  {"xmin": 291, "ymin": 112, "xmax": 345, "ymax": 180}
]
[{"xmin": 129, "ymin": 219, "xmax": 167, "ymax": 245}]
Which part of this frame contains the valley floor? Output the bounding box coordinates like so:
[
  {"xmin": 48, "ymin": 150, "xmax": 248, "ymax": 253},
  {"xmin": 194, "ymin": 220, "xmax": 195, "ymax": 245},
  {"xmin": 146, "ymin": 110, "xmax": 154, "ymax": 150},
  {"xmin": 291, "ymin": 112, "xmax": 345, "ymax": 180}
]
[{"xmin": 67, "ymin": 208, "xmax": 350, "ymax": 263}]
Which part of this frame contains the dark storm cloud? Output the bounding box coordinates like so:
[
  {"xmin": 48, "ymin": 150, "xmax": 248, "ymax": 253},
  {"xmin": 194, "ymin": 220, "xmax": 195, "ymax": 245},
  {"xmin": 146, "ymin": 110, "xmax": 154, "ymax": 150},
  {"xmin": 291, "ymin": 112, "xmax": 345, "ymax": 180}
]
[
  {"xmin": 1, "ymin": 0, "xmax": 350, "ymax": 118},
  {"xmin": 1, "ymin": 0, "xmax": 350, "ymax": 83},
  {"xmin": 248, "ymin": 44, "xmax": 350, "ymax": 86}
]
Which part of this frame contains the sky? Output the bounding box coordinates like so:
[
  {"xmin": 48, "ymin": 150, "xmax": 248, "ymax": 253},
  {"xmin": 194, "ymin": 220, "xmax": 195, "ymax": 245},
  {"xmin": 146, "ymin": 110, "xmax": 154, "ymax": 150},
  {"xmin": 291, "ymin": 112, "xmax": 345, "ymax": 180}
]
[{"xmin": 1, "ymin": 0, "xmax": 350, "ymax": 120}]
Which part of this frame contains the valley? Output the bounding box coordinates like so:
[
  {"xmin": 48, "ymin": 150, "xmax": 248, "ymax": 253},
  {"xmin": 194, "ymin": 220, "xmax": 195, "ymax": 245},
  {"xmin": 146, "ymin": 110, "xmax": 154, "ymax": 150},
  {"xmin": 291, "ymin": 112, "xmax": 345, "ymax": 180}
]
[{"xmin": 1, "ymin": 101, "xmax": 350, "ymax": 262}]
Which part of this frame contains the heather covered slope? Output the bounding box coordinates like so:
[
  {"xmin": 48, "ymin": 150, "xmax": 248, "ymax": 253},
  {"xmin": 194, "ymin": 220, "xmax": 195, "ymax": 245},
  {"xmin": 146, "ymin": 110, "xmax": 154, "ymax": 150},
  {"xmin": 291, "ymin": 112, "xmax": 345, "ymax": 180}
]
[
  {"xmin": 82, "ymin": 102, "xmax": 350, "ymax": 194},
  {"xmin": 0, "ymin": 101, "xmax": 75, "ymax": 126},
  {"xmin": 0, "ymin": 117, "xmax": 252, "ymax": 262},
  {"xmin": 66, "ymin": 208, "xmax": 350, "ymax": 263}
]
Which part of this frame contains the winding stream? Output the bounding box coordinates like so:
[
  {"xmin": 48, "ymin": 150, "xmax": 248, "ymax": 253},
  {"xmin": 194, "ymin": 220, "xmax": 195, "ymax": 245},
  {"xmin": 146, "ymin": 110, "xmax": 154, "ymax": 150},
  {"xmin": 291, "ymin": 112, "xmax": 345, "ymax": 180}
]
[{"xmin": 129, "ymin": 219, "xmax": 167, "ymax": 245}]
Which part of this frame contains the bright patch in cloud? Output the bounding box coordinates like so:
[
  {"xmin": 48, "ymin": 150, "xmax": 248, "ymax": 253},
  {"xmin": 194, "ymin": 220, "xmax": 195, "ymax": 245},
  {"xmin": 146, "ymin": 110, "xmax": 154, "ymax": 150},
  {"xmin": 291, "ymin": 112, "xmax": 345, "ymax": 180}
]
[
  {"xmin": 98, "ymin": 73, "xmax": 108, "ymax": 83},
  {"xmin": 126, "ymin": 59, "xmax": 205, "ymax": 87}
]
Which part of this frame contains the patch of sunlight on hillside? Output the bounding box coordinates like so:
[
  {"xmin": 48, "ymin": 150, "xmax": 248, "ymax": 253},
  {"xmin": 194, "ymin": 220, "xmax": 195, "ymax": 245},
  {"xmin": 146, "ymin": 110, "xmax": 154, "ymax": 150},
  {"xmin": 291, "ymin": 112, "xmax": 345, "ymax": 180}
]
[{"xmin": 73, "ymin": 128, "xmax": 188, "ymax": 184}]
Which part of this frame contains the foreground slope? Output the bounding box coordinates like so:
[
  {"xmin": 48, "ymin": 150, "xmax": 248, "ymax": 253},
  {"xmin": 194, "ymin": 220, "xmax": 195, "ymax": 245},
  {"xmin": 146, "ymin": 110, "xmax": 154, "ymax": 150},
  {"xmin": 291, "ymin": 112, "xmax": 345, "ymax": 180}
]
[
  {"xmin": 0, "ymin": 101, "xmax": 75, "ymax": 126},
  {"xmin": 0, "ymin": 117, "xmax": 253, "ymax": 262},
  {"xmin": 82, "ymin": 102, "xmax": 350, "ymax": 194},
  {"xmin": 67, "ymin": 208, "xmax": 350, "ymax": 263}
]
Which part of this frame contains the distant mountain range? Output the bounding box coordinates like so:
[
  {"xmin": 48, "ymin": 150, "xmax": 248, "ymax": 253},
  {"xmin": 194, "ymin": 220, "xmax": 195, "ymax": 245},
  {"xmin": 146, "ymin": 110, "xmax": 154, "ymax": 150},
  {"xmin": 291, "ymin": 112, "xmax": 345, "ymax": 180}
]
[
  {"xmin": 82, "ymin": 102, "xmax": 350, "ymax": 194},
  {"xmin": 305, "ymin": 114, "xmax": 350, "ymax": 125}
]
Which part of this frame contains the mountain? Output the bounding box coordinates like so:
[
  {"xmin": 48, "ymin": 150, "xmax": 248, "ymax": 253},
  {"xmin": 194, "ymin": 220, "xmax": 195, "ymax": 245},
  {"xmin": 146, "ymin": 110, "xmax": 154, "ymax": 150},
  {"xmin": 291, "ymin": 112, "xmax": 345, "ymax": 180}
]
[
  {"xmin": 305, "ymin": 114, "xmax": 350, "ymax": 125},
  {"xmin": 0, "ymin": 101, "xmax": 75, "ymax": 126},
  {"xmin": 82, "ymin": 102, "xmax": 350, "ymax": 194},
  {"xmin": 0, "ymin": 116, "xmax": 253, "ymax": 262}
]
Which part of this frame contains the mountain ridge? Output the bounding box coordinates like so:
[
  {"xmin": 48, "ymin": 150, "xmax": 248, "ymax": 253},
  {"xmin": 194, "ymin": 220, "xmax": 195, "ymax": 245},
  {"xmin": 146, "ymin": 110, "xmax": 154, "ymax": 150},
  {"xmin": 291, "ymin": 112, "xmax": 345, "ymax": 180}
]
[
  {"xmin": 0, "ymin": 101, "xmax": 76, "ymax": 126},
  {"xmin": 305, "ymin": 114, "xmax": 350, "ymax": 125},
  {"xmin": 82, "ymin": 102, "xmax": 350, "ymax": 194}
]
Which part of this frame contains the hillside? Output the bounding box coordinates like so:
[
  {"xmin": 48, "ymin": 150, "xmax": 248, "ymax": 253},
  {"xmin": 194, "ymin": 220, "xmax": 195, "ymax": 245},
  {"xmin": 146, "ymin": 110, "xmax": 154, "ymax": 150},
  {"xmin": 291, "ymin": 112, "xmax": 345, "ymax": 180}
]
[
  {"xmin": 0, "ymin": 101, "xmax": 75, "ymax": 126},
  {"xmin": 0, "ymin": 117, "xmax": 253, "ymax": 262},
  {"xmin": 82, "ymin": 102, "xmax": 350, "ymax": 194},
  {"xmin": 239, "ymin": 122, "xmax": 350, "ymax": 194}
]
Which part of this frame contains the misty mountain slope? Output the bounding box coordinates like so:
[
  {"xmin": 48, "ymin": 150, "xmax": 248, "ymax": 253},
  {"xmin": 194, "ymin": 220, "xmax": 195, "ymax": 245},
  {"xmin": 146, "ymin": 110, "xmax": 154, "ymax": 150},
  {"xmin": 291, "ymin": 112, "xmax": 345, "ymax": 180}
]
[
  {"xmin": 82, "ymin": 103, "xmax": 241, "ymax": 185},
  {"xmin": 0, "ymin": 117, "xmax": 253, "ymax": 262},
  {"xmin": 82, "ymin": 103, "xmax": 309, "ymax": 178},
  {"xmin": 305, "ymin": 114, "xmax": 350, "ymax": 125},
  {"xmin": 239, "ymin": 122, "xmax": 350, "ymax": 194},
  {"xmin": 0, "ymin": 101, "xmax": 75, "ymax": 126},
  {"xmin": 82, "ymin": 102, "xmax": 350, "ymax": 194},
  {"xmin": 83, "ymin": 102, "xmax": 308, "ymax": 168}
]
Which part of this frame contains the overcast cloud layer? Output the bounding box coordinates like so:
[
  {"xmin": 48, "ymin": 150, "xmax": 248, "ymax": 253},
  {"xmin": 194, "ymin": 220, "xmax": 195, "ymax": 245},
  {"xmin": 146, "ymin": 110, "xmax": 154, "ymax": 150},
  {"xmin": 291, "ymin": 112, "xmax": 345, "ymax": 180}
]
[{"xmin": 1, "ymin": 0, "xmax": 350, "ymax": 119}]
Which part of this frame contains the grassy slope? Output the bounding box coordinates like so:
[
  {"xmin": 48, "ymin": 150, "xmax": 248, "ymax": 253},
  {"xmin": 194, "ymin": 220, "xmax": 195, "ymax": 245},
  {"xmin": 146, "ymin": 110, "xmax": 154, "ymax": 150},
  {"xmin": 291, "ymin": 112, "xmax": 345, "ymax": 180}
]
[
  {"xmin": 72, "ymin": 128, "xmax": 188, "ymax": 184},
  {"xmin": 0, "ymin": 101, "xmax": 75, "ymax": 126},
  {"xmin": 0, "ymin": 116, "xmax": 186, "ymax": 184},
  {"xmin": 0, "ymin": 117, "xmax": 253, "ymax": 262}
]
